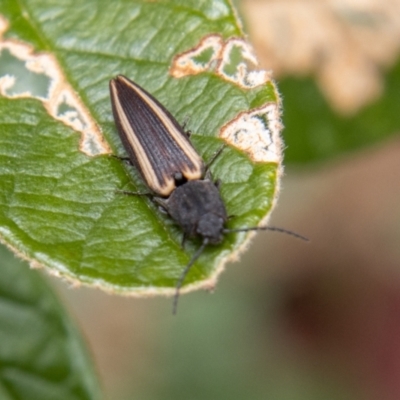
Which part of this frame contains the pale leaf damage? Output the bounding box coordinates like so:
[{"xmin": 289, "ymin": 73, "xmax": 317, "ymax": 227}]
[
  {"xmin": 171, "ymin": 32, "xmax": 282, "ymax": 163},
  {"xmin": 170, "ymin": 34, "xmax": 271, "ymax": 89},
  {"xmin": 0, "ymin": 15, "xmax": 110, "ymax": 156},
  {"xmin": 220, "ymin": 103, "xmax": 283, "ymax": 164}
]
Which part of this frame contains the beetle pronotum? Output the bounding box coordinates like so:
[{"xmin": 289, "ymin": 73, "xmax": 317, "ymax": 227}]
[{"xmin": 109, "ymin": 75, "xmax": 307, "ymax": 314}]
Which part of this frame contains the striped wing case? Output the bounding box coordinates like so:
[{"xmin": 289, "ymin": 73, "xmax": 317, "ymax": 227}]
[{"xmin": 109, "ymin": 75, "xmax": 204, "ymax": 197}]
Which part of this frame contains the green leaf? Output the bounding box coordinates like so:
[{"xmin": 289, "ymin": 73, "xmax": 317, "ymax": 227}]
[
  {"xmin": 0, "ymin": 1, "xmax": 281, "ymax": 295},
  {"xmin": 0, "ymin": 243, "xmax": 101, "ymax": 400},
  {"xmin": 281, "ymin": 60, "xmax": 400, "ymax": 164}
]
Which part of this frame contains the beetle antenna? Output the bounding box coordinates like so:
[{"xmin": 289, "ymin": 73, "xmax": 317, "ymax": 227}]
[
  {"xmin": 173, "ymin": 238, "xmax": 209, "ymax": 315},
  {"xmin": 224, "ymin": 226, "xmax": 309, "ymax": 242}
]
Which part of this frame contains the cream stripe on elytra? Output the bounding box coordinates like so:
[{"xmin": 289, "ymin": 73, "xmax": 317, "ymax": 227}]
[
  {"xmin": 119, "ymin": 76, "xmax": 203, "ymax": 180},
  {"xmin": 111, "ymin": 81, "xmax": 175, "ymax": 196}
]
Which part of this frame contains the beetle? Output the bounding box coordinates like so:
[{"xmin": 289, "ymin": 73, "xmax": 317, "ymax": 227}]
[{"xmin": 109, "ymin": 75, "xmax": 307, "ymax": 313}]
